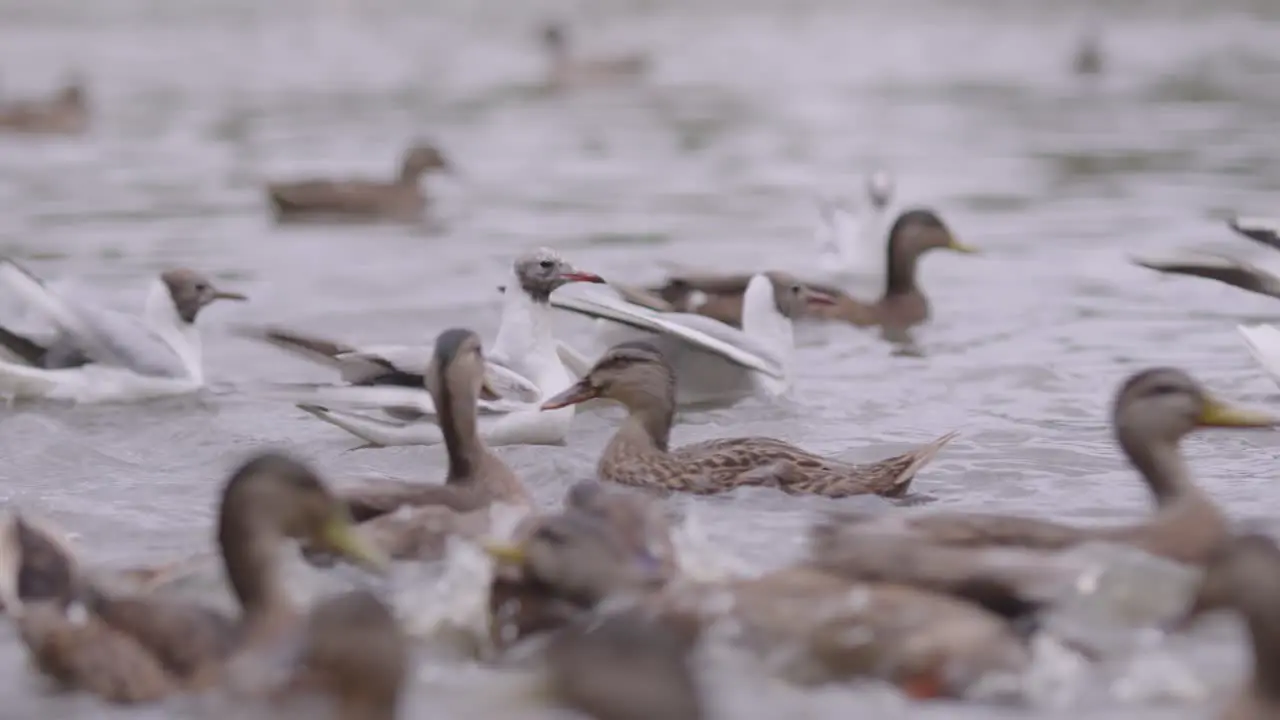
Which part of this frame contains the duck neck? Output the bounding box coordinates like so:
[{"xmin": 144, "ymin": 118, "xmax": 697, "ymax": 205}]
[
  {"xmin": 1248, "ymin": 608, "xmax": 1280, "ymax": 701},
  {"xmin": 883, "ymin": 239, "xmax": 921, "ymax": 298},
  {"xmin": 218, "ymin": 505, "xmax": 292, "ymax": 625},
  {"xmin": 433, "ymin": 372, "xmax": 488, "ymax": 484},
  {"xmin": 1116, "ymin": 428, "xmax": 1195, "ymax": 506},
  {"xmin": 493, "ymin": 279, "xmax": 557, "ymax": 376},
  {"xmin": 618, "ymin": 396, "xmax": 675, "ymax": 453}
]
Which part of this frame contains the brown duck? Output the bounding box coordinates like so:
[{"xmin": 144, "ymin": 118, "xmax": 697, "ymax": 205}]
[
  {"xmin": 306, "ymin": 327, "xmax": 533, "ymax": 563},
  {"xmin": 539, "ymin": 341, "xmax": 957, "ymax": 497},
  {"xmin": 1172, "ymin": 533, "xmax": 1280, "ymax": 720},
  {"xmin": 486, "ymin": 481, "xmax": 677, "ymax": 651},
  {"xmin": 485, "ymin": 507, "xmax": 1029, "ymax": 701},
  {"xmin": 636, "ymin": 208, "xmax": 975, "ymax": 335},
  {"xmin": 540, "ymin": 21, "xmax": 649, "ymax": 92},
  {"xmin": 818, "ymin": 368, "xmax": 1277, "ymax": 567},
  {"xmin": 265, "ymin": 143, "xmax": 452, "ymax": 224},
  {"xmin": 0, "ymin": 76, "xmax": 88, "ymax": 135},
  {"xmin": 271, "ymin": 589, "xmax": 410, "ymax": 720},
  {"xmin": 14, "ymin": 452, "xmax": 388, "ymax": 704}
]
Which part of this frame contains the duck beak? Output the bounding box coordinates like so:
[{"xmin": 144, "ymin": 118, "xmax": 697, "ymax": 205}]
[
  {"xmin": 482, "ymin": 540, "xmax": 527, "ymax": 565},
  {"xmin": 212, "ymin": 289, "xmax": 248, "ymax": 302},
  {"xmin": 946, "ymin": 236, "xmax": 979, "ymax": 254},
  {"xmin": 319, "ymin": 514, "xmax": 390, "ymax": 574},
  {"xmin": 540, "ymin": 380, "xmax": 598, "ymax": 411},
  {"xmin": 1197, "ymin": 397, "xmax": 1279, "ymax": 428},
  {"xmin": 479, "ymin": 372, "xmax": 501, "ymax": 402},
  {"xmin": 803, "ymin": 288, "xmax": 838, "ymax": 307}
]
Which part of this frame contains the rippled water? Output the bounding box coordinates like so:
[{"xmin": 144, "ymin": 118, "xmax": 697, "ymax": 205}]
[{"xmin": 3, "ymin": 0, "xmax": 1280, "ymax": 717}]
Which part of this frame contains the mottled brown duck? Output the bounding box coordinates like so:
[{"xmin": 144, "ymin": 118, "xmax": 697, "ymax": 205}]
[
  {"xmin": 0, "ymin": 76, "xmax": 88, "ymax": 135},
  {"xmin": 1171, "ymin": 533, "xmax": 1280, "ymax": 720},
  {"xmin": 541, "ymin": 21, "xmax": 649, "ymax": 92},
  {"xmin": 539, "ymin": 341, "xmax": 957, "ymax": 497},
  {"xmin": 266, "ymin": 143, "xmax": 452, "ymax": 224},
  {"xmin": 485, "ymin": 508, "xmax": 1029, "ymax": 701},
  {"xmin": 638, "ymin": 208, "xmax": 975, "ymax": 335},
  {"xmin": 13, "ymin": 452, "xmax": 388, "ymax": 704},
  {"xmin": 307, "ymin": 328, "xmax": 534, "ymax": 563},
  {"xmin": 816, "ymin": 368, "xmax": 1277, "ymax": 567}
]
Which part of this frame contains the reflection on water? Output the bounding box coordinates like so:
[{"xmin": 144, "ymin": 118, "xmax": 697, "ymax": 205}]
[{"xmin": 1, "ymin": 0, "xmax": 1280, "ymax": 717}]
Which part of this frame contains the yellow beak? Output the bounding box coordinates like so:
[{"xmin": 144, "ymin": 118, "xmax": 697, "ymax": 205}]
[
  {"xmin": 482, "ymin": 540, "xmax": 527, "ymax": 565},
  {"xmin": 1197, "ymin": 396, "xmax": 1279, "ymax": 428},
  {"xmin": 947, "ymin": 237, "xmax": 979, "ymax": 254},
  {"xmin": 320, "ymin": 515, "xmax": 390, "ymax": 573}
]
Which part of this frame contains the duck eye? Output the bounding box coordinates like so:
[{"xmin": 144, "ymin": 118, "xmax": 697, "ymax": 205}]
[
  {"xmin": 790, "ymin": 285, "xmax": 802, "ymax": 295},
  {"xmin": 539, "ymin": 259, "xmax": 554, "ymax": 270},
  {"xmin": 194, "ymin": 283, "xmax": 208, "ymax": 293}
]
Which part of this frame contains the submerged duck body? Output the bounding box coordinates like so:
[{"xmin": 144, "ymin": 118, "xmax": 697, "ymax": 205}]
[
  {"xmin": 0, "ymin": 77, "xmax": 88, "ymax": 135},
  {"xmin": 266, "ymin": 143, "xmax": 452, "ymax": 224}
]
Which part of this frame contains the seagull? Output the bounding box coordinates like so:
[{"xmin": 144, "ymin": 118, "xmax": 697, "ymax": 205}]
[
  {"xmin": 551, "ymin": 272, "xmax": 835, "ymax": 407},
  {"xmin": 813, "ymin": 169, "xmax": 897, "ymax": 285},
  {"xmin": 0, "ymin": 261, "xmax": 246, "ymax": 403},
  {"xmin": 1132, "ymin": 217, "xmax": 1280, "ymax": 300},
  {"xmin": 239, "ymin": 248, "xmax": 605, "ymax": 448}
]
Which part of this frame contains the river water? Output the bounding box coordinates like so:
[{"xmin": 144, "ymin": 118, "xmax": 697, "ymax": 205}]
[{"xmin": 2, "ymin": 0, "xmax": 1280, "ymax": 717}]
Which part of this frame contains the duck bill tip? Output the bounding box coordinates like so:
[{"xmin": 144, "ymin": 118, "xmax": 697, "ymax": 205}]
[
  {"xmin": 948, "ymin": 239, "xmax": 979, "ymax": 254},
  {"xmin": 539, "ymin": 381, "xmax": 597, "ymax": 411}
]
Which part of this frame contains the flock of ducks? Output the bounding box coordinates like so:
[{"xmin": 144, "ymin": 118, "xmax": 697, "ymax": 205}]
[{"xmin": 2, "ymin": 16, "xmax": 1280, "ymax": 720}]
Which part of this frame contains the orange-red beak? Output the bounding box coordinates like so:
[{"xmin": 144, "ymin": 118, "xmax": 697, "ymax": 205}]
[
  {"xmin": 560, "ymin": 271, "xmax": 605, "ymax": 284},
  {"xmin": 804, "ymin": 288, "xmax": 837, "ymax": 307}
]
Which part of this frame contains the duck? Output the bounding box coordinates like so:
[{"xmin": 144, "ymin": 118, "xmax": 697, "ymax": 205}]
[
  {"xmin": 305, "ymin": 327, "xmax": 535, "ymax": 563},
  {"xmin": 1071, "ymin": 24, "xmax": 1104, "ymax": 76},
  {"xmin": 239, "ymin": 248, "xmax": 604, "ymax": 448},
  {"xmin": 540, "ymin": 21, "xmax": 649, "ymax": 92},
  {"xmin": 486, "ymin": 480, "xmax": 678, "ymax": 651},
  {"xmin": 265, "ymin": 142, "xmax": 452, "ymax": 224},
  {"xmin": 1169, "ymin": 533, "xmax": 1280, "ymax": 720},
  {"xmin": 484, "ymin": 507, "xmax": 1029, "ymax": 701},
  {"xmin": 0, "ymin": 75, "xmax": 88, "ymax": 135},
  {"xmin": 11, "ymin": 452, "xmax": 388, "ymax": 704},
  {"xmin": 270, "ymin": 589, "xmax": 409, "ymax": 720},
  {"xmin": 1132, "ymin": 217, "xmax": 1280, "ymax": 301},
  {"xmin": 0, "ymin": 260, "xmax": 247, "ymax": 403},
  {"xmin": 812, "ymin": 169, "xmax": 897, "ymax": 284},
  {"xmin": 642, "ymin": 208, "xmax": 976, "ymax": 337},
  {"xmin": 813, "ymin": 368, "xmax": 1276, "ymax": 567},
  {"xmin": 0, "ymin": 510, "xmax": 196, "ymax": 615},
  {"xmin": 552, "ymin": 272, "xmax": 835, "ymax": 406},
  {"xmin": 539, "ymin": 341, "xmax": 958, "ymax": 497}
]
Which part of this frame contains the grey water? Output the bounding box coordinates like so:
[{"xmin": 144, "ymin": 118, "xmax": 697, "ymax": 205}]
[{"xmin": 2, "ymin": 0, "xmax": 1280, "ymax": 717}]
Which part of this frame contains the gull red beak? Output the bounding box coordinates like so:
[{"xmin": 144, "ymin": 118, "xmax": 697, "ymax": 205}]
[
  {"xmin": 804, "ymin": 288, "xmax": 837, "ymax": 307},
  {"xmin": 540, "ymin": 380, "xmax": 599, "ymax": 410},
  {"xmin": 559, "ymin": 271, "xmax": 606, "ymax": 284}
]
